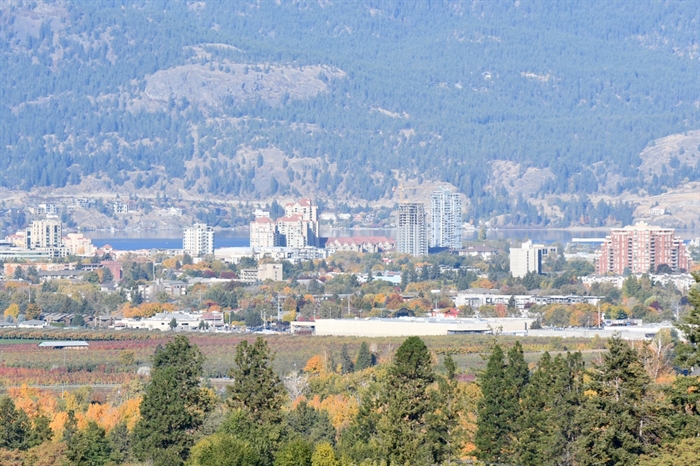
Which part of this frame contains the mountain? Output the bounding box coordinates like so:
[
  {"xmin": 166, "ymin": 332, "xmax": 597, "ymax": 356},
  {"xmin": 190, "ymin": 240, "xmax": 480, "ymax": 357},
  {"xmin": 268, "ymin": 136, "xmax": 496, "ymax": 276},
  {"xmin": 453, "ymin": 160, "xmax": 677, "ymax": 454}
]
[{"xmin": 1, "ymin": 0, "xmax": 698, "ymax": 227}]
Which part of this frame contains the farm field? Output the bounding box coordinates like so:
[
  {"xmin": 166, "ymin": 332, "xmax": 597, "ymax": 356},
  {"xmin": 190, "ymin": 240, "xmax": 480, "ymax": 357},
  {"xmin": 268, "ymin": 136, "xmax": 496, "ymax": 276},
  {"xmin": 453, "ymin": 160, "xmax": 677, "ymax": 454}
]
[{"xmin": 0, "ymin": 329, "xmax": 607, "ymax": 389}]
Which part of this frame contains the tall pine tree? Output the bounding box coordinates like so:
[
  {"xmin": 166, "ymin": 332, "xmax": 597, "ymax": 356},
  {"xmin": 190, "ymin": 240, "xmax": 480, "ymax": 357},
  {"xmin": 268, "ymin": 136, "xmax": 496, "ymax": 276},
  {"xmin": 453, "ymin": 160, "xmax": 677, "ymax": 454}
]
[
  {"xmin": 517, "ymin": 352, "xmax": 585, "ymax": 466},
  {"xmin": 575, "ymin": 335, "xmax": 661, "ymax": 466},
  {"xmin": 226, "ymin": 337, "xmax": 286, "ymax": 425},
  {"xmin": 376, "ymin": 336, "xmax": 444, "ymax": 465},
  {"xmin": 355, "ymin": 341, "xmax": 373, "ymax": 371},
  {"xmin": 476, "ymin": 342, "xmax": 529, "ymax": 463},
  {"xmin": 132, "ymin": 336, "xmax": 212, "ymax": 465},
  {"xmin": 475, "ymin": 344, "xmax": 509, "ymax": 463},
  {"xmin": 675, "ymin": 272, "xmax": 700, "ymax": 369}
]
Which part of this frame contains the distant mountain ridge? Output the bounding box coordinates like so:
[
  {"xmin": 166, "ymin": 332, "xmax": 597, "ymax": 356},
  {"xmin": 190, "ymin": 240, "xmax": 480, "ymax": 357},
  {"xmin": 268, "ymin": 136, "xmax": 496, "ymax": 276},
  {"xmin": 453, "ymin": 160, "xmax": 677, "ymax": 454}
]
[{"xmin": 0, "ymin": 0, "xmax": 698, "ymax": 226}]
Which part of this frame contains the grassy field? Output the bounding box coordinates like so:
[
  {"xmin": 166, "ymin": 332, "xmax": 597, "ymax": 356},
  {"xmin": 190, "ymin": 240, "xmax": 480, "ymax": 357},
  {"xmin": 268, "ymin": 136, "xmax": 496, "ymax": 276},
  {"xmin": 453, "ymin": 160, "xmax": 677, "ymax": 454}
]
[{"xmin": 0, "ymin": 329, "xmax": 609, "ymax": 387}]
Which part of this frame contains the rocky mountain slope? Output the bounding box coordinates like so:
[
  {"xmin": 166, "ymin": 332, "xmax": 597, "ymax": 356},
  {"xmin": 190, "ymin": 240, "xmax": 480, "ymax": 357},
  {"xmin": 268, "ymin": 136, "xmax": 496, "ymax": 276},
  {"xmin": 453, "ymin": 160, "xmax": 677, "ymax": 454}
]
[{"xmin": 0, "ymin": 0, "xmax": 698, "ymax": 227}]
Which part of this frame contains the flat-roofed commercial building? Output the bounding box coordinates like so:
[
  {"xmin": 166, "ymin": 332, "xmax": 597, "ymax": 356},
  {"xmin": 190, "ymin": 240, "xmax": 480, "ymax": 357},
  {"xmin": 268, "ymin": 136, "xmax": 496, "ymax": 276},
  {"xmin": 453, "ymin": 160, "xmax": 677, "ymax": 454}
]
[{"xmin": 291, "ymin": 317, "xmax": 534, "ymax": 337}]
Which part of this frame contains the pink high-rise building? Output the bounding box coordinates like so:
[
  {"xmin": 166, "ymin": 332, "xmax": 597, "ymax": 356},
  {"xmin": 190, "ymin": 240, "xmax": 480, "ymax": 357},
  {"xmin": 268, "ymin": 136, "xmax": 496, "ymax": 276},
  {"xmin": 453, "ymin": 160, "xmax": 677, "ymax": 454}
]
[{"xmin": 595, "ymin": 222, "xmax": 691, "ymax": 274}]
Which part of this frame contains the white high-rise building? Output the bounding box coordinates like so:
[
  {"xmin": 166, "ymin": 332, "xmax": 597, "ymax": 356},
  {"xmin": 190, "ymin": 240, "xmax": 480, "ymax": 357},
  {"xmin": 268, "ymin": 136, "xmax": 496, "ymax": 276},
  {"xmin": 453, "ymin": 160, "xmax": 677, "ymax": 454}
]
[
  {"xmin": 28, "ymin": 219, "xmax": 62, "ymax": 249},
  {"xmin": 430, "ymin": 187, "xmax": 462, "ymax": 249},
  {"xmin": 183, "ymin": 223, "xmax": 214, "ymax": 256},
  {"xmin": 283, "ymin": 198, "xmax": 319, "ymax": 247},
  {"xmin": 250, "ymin": 217, "xmax": 278, "ymax": 248},
  {"xmin": 510, "ymin": 240, "xmax": 557, "ymax": 278},
  {"xmin": 397, "ymin": 203, "xmax": 427, "ymax": 256}
]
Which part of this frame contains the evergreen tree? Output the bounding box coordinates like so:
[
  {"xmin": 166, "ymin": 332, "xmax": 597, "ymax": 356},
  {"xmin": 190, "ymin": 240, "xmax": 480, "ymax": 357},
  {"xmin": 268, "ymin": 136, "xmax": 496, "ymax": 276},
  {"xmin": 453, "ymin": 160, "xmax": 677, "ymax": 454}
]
[
  {"xmin": 437, "ymin": 354, "xmax": 462, "ymax": 464},
  {"xmin": 355, "ymin": 341, "xmax": 374, "ymax": 371},
  {"xmin": 26, "ymin": 413, "xmax": 53, "ymax": 448},
  {"xmin": 132, "ymin": 336, "xmax": 212, "ymax": 465},
  {"xmin": 376, "ymin": 336, "xmax": 442, "ymax": 465},
  {"xmin": 227, "ymin": 337, "xmax": 286, "ymax": 425},
  {"xmin": 475, "ymin": 343, "xmax": 528, "ymax": 463},
  {"xmin": 340, "ymin": 344, "xmax": 354, "ymax": 374},
  {"xmin": 0, "ymin": 396, "xmax": 30, "ymax": 450},
  {"xmin": 107, "ymin": 422, "xmax": 131, "ymax": 464},
  {"xmin": 66, "ymin": 421, "xmax": 112, "ymax": 466},
  {"xmin": 400, "ymin": 268, "xmax": 409, "ymax": 291},
  {"xmin": 286, "ymin": 400, "xmax": 336, "ymax": 446},
  {"xmin": 517, "ymin": 352, "xmax": 585, "ymax": 466},
  {"xmin": 665, "ymin": 375, "xmax": 700, "ymax": 439},
  {"xmin": 675, "ymin": 272, "xmax": 700, "ymax": 369},
  {"xmin": 575, "ymin": 335, "xmax": 661, "ymax": 465}
]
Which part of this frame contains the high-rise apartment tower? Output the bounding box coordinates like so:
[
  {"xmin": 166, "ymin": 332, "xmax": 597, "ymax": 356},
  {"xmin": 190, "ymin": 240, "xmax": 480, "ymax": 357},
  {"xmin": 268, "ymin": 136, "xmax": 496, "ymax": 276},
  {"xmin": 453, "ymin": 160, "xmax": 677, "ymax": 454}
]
[
  {"xmin": 430, "ymin": 187, "xmax": 462, "ymax": 249},
  {"xmin": 397, "ymin": 203, "xmax": 428, "ymax": 256},
  {"xmin": 595, "ymin": 222, "xmax": 691, "ymax": 274},
  {"xmin": 183, "ymin": 223, "xmax": 215, "ymax": 257}
]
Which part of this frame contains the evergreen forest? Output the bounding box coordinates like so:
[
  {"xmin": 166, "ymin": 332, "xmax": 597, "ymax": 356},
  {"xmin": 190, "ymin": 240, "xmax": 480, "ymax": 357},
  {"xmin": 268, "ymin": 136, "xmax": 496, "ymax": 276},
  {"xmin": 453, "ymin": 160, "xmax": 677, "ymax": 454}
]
[{"xmin": 1, "ymin": 0, "xmax": 699, "ymax": 223}]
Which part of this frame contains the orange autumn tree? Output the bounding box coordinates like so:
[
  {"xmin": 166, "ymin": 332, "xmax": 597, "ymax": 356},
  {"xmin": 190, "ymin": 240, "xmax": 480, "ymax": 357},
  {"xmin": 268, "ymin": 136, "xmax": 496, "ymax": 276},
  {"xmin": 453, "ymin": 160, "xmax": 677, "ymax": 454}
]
[{"xmin": 122, "ymin": 302, "xmax": 176, "ymax": 318}]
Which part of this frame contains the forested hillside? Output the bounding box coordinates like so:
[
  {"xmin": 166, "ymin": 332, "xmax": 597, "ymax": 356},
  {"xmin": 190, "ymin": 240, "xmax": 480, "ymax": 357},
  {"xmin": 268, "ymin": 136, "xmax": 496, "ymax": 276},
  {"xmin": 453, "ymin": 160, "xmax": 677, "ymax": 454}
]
[{"xmin": 1, "ymin": 0, "xmax": 698, "ymax": 224}]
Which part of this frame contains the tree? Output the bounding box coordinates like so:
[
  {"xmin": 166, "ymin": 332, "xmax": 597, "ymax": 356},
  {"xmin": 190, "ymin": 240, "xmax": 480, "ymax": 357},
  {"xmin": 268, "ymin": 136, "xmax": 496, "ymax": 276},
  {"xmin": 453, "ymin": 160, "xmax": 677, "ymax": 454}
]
[
  {"xmin": 475, "ymin": 342, "xmax": 529, "ymax": 463},
  {"xmin": 376, "ymin": 336, "xmax": 442, "ymax": 465},
  {"xmin": 244, "ymin": 308, "xmax": 263, "ymax": 328},
  {"xmin": 437, "ymin": 354, "xmax": 463, "ymax": 464},
  {"xmin": 638, "ymin": 437, "xmax": 700, "ymax": 466},
  {"xmin": 130, "ymin": 290, "xmax": 143, "ymax": 305},
  {"xmin": 355, "ymin": 341, "xmax": 374, "ymax": 371},
  {"xmin": 0, "ymin": 397, "xmax": 30, "ymax": 450},
  {"xmin": 66, "ymin": 421, "xmax": 112, "ymax": 466},
  {"xmin": 675, "ymin": 272, "xmax": 700, "ymax": 369},
  {"xmin": 169, "ymin": 317, "xmax": 178, "ymax": 330},
  {"xmin": 517, "ymin": 352, "xmax": 585, "ymax": 466},
  {"xmin": 26, "ymin": 413, "xmax": 53, "ymax": 448},
  {"xmin": 575, "ymin": 335, "xmax": 660, "ymax": 465},
  {"xmin": 24, "ymin": 303, "xmax": 41, "ymax": 320},
  {"xmin": 71, "ymin": 314, "xmax": 85, "ymax": 327},
  {"xmin": 227, "ymin": 337, "xmax": 286, "ymax": 425},
  {"xmin": 101, "ymin": 266, "xmax": 113, "ymax": 283},
  {"xmin": 132, "ymin": 336, "xmax": 212, "ymax": 465},
  {"xmin": 311, "ymin": 442, "xmax": 339, "ymax": 466},
  {"xmin": 3, "ymin": 303, "xmax": 19, "ymax": 321},
  {"xmin": 274, "ymin": 439, "xmax": 312, "ymax": 466},
  {"xmin": 107, "ymin": 422, "xmax": 131, "ymax": 464},
  {"xmin": 665, "ymin": 375, "xmax": 700, "ymax": 439},
  {"xmin": 286, "ymin": 400, "xmax": 335, "ymax": 446},
  {"xmin": 188, "ymin": 433, "xmax": 262, "ymax": 466},
  {"xmin": 339, "ymin": 344, "xmax": 354, "ymax": 374}
]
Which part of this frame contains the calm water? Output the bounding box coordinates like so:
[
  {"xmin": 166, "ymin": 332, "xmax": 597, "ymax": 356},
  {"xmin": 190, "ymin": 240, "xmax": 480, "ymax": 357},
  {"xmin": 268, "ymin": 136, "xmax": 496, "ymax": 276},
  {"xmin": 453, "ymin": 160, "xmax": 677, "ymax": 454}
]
[{"xmin": 80, "ymin": 227, "xmax": 700, "ymax": 251}]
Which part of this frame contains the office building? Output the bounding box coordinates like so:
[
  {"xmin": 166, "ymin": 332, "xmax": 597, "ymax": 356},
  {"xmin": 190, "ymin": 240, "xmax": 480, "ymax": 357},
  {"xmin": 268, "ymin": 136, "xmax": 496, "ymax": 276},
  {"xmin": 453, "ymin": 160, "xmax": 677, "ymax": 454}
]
[
  {"xmin": 595, "ymin": 222, "xmax": 691, "ymax": 274},
  {"xmin": 430, "ymin": 187, "xmax": 462, "ymax": 249},
  {"xmin": 183, "ymin": 223, "xmax": 214, "ymax": 256},
  {"xmin": 397, "ymin": 203, "xmax": 428, "ymax": 256},
  {"xmin": 258, "ymin": 263, "xmax": 283, "ymax": 281},
  {"xmin": 510, "ymin": 240, "xmax": 557, "ymax": 278}
]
